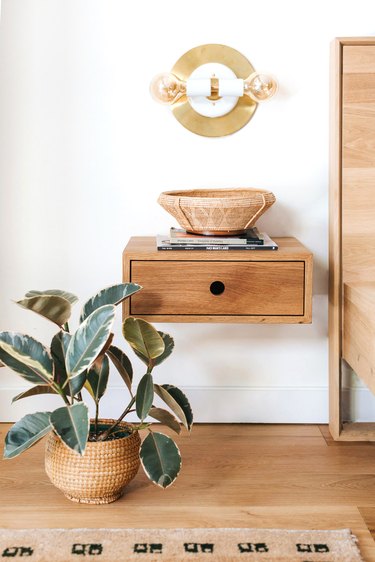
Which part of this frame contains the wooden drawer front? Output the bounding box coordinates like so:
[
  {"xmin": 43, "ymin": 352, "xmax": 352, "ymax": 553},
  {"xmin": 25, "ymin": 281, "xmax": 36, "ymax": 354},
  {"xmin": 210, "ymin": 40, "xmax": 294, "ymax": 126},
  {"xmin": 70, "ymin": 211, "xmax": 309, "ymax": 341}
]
[{"xmin": 130, "ymin": 261, "xmax": 305, "ymax": 317}]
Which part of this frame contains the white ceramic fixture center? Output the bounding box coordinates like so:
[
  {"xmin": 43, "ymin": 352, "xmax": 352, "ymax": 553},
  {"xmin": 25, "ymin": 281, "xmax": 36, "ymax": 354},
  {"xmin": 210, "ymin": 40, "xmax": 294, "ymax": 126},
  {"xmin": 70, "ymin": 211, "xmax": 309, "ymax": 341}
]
[{"xmin": 187, "ymin": 63, "xmax": 239, "ymax": 118}]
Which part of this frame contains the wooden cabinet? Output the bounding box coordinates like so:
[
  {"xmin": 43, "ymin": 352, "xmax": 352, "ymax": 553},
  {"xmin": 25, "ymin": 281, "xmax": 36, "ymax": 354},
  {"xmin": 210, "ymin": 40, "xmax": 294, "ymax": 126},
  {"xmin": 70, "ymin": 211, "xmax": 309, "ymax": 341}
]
[
  {"xmin": 123, "ymin": 237, "xmax": 312, "ymax": 323},
  {"xmin": 330, "ymin": 38, "xmax": 375, "ymax": 440}
]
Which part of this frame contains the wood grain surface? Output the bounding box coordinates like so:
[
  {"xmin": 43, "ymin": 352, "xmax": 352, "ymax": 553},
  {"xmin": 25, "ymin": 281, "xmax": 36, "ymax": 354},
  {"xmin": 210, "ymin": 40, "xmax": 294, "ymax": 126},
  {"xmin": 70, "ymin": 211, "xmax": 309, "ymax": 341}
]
[
  {"xmin": 342, "ymin": 45, "xmax": 375, "ymax": 284},
  {"xmin": 329, "ymin": 38, "xmax": 375, "ymax": 441},
  {"xmin": 123, "ymin": 237, "xmax": 312, "ymax": 324},
  {"xmin": 0, "ymin": 424, "xmax": 374, "ymax": 560},
  {"xmin": 329, "ymin": 38, "xmax": 343, "ymax": 440},
  {"xmin": 130, "ymin": 261, "xmax": 305, "ymax": 316},
  {"xmin": 343, "ymin": 282, "xmax": 375, "ymax": 399}
]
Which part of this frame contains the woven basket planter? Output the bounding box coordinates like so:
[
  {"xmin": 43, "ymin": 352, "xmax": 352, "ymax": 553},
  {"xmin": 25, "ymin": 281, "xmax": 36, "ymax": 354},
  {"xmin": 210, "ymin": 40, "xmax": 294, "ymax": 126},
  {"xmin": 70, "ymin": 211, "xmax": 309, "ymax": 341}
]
[
  {"xmin": 158, "ymin": 188, "xmax": 276, "ymax": 235},
  {"xmin": 45, "ymin": 420, "xmax": 141, "ymax": 504}
]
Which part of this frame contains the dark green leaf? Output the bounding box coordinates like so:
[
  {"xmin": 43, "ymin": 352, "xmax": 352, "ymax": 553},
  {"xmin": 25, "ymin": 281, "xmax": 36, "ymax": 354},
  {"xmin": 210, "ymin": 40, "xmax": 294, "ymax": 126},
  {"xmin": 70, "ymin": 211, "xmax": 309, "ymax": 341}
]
[
  {"xmin": 51, "ymin": 331, "xmax": 70, "ymax": 387},
  {"xmin": 12, "ymin": 385, "xmax": 57, "ymax": 403},
  {"xmin": 123, "ymin": 318, "xmax": 165, "ymax": 366},
  {"xmin": 50, "ymin": 403, "xmax": 89, "ymax": 455},
  {"xmin": 154, "ymin": 332, "xmax": 174, "ymax": 366},
  {"xmin": 16, "ymin": 295, "xmax": 72, "ymax": 327},
  {"xmin": 136, "ymin": 373, "xmax": 154, "ymax": 421},
  {"xmin": 51, "ymin": 331, "xmax": 85, "ymax": 396},
  {"xmin": 106, "ymin": 345, "xmax": 133, "ymax": 393},
  {"xmin": 66, "ymin": 305, "xmax": 115, "ymax": 379},
  {"xmin": 140, "ymin": 431, "xmax": 181, "ymax": 488},
  {"xmin": 149, "ymin": 407, "xmax": 181, "ymax": 434},
  {"xmin": 4, "ymin": 412, "xmax": 51, "ymax": 459},
  {"xmin": 85, "ymin": 355, "xmax": 109, "ymax": 404},
  {"xmin": 80, "ymin": 283, "xmax": 141, "ymax": 322},
  {"xmin": 154, "ymin": 384, "xmax": 193, "ymax": 431},
  {"xmin": 0, "ymin": 332, "xmax": 53, "ymax": 385},
  {"xmin": 162, "ymin": 385, "xmax": 193, "ymax": 431},
  {"xmin": 69, "ymin": 372, "xmax": 86, "ymax": 396},
  {"xmin": 98, "ymin": 332, "xmax": 114, "ymax": 357},
  {"xmin": 60, "ymin": 331, "xmax": 71, "ymax": 356},
  {"xmin": 25, "ymin": 289, "xmax": 78, "ymax": 305}
]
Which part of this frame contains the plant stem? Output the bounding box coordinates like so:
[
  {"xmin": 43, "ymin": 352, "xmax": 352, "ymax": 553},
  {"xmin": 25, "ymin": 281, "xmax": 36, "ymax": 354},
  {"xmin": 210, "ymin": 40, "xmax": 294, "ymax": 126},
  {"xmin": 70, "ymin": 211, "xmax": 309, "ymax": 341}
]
[
  {"xmin": 95, "ymin": 402, "xmax": 99, "ymax": 437},
  {"xmin": 54, "ymin": 384, "xmax": 71, "ymax": 406},
  {"xmin": 97, "ymin": 396, "xmax": 135, "ymax": 441}
]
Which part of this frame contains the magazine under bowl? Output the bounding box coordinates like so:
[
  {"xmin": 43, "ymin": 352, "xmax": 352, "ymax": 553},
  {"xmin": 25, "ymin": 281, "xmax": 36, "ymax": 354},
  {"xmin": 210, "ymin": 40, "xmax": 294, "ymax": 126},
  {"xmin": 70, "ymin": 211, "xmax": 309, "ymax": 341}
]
[{"xmin": 157, "ymin": 188, "xmax": 276, "ymax": 235}]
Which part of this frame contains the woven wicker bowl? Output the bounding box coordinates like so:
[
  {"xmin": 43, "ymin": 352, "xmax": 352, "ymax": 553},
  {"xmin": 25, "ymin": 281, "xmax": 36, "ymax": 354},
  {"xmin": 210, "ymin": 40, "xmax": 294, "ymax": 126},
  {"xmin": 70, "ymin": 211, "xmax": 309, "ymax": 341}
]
[
  {"xmin": 158, "ymin": 188, "xmax": 276, "ymax": 235},
  {"xmin": 45, "ymin": 420, "xmax": 141, "ymax": 504}
]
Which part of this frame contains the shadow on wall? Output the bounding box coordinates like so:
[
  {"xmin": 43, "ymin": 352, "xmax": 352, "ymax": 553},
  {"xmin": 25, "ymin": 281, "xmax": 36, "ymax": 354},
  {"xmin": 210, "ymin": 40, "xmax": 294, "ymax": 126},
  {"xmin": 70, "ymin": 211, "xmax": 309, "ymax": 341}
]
[
  {"xmin": 183, "ymin": 319, "xmax": 327, "ymax": 352},
  {"xmin": 257, "ymin": 201, "xmax": 328, "ymax": 296}
]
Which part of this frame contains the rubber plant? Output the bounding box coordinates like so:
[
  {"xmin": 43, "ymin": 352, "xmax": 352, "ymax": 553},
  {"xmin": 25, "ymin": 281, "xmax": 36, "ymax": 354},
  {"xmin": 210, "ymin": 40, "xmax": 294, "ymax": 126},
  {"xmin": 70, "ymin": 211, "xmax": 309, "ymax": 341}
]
[{"xmin": 0, "ymin": 284, "xmax": 193, "ymax": 488}]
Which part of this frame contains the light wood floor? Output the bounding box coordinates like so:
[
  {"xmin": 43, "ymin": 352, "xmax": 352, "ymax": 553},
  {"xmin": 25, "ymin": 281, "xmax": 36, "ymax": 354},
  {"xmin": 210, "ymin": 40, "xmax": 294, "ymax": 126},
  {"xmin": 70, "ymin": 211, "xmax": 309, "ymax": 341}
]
[{"xmin": 1, "ymin": 424, "xmax": 375, "ymax": 560}]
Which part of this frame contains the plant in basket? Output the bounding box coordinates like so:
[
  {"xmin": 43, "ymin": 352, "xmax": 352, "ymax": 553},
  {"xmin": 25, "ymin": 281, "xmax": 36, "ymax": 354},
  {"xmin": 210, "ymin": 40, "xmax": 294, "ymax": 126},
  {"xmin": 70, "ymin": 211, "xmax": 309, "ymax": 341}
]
[{"xmin": 0, "ymin": 284, "xmax": 193, "ymax": 504}]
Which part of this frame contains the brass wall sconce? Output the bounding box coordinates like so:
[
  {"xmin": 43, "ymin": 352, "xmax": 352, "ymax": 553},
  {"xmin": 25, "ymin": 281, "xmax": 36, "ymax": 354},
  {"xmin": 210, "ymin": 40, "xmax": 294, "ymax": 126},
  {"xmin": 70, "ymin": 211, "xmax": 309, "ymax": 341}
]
[{"xmin": 150, "ymin": 44, "xmax": 277, "ymax": 137}]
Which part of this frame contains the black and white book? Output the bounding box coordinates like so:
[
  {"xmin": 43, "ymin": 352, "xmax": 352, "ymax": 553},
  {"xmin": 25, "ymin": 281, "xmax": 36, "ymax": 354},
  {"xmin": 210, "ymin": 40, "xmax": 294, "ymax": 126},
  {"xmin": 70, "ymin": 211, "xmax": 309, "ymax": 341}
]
[
  {"xmin": 156, "ymin": 233, "xmax": 278, "ymax": 251},
  {"xmin": 169, "ymin": 227, "xmax": 264, "ymax": 245}
]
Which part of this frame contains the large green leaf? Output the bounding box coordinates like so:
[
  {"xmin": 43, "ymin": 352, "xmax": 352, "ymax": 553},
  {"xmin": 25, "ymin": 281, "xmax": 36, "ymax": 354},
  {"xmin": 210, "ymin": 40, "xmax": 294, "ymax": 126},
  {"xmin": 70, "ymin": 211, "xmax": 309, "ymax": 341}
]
[
  {"xmin": 60, "ymin": 330, "xmax": 71, "ymax": 356},
  {"xmin": 85, "ymin": 355, "xmax": 109, "ymax": 404},
  {"xmin": 69, "ymin": 370, "xmax": 87, "ymax": 396},
  {"xmin": 149, "ymin": 407, "xmax": 181, "ymax": 434},
  {"xmin": 154, "ymin": 384, "xmax": 193, "ymax": 431},
  {"xmin": 51, "ymin": 331, "xmax": 85, "ymax": 396},
  {"xmin": 106, "ymin": 345, "xmax": 133, "ymax": 393},
  {"xmin": 51, "ymin": 331, "xmax": 70, "ymax": 387},
  {"xmin": 16, "ymin": 295, "xmax": 72, "ymax": 327},
  {"xmin": 132, "ymin": 331, "xmax": 173, "ymax": 368},
  {"xmin": 4, "ymin": 412, "xmax": 51, "ymax": 459},
  {"xmin": 80, "ymin": 283, "xmax": 142, "ymax": 322},
  {"xmin": 140, "ymin": 432, "xmax": 181, "ymax": 488},
  {"xmin": 136, "ymin": 373, "xmax": 154, "ymax": 420},
  {"xmin": 123, "ymin": 318, "xmax": 165, "ymax": 366},
  {"xmin": 0, "ymin": 332, "xmax": 53, "ymax": 385},
  {"xmin": 65, "ymin": 305, "xmax": 115, "ymax": 379},
  {"xmin": 154, "ymin": 332, "xmax": 174, "ymax": 366},
  {"xmin": 25, "ymin": 289, "xmax": 78, "ymax": 305},
  {"xmin": 98, "ymin": 332, "xmax": 114, "ymax": 357},
  {"xmin": 12, "ymin": 385, "xmax": 57, "ymax": 403},
  {"xmin": 50, "ymin": 403, "xmax": 89, "ymax": 455}
]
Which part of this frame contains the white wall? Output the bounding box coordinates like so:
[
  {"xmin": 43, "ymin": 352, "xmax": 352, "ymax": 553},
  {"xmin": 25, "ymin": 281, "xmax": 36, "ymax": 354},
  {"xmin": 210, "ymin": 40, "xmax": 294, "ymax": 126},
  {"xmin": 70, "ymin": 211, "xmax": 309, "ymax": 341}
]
[{"xmin": 1, "ymin": 0, "xmax": 374, "ymax": 423}]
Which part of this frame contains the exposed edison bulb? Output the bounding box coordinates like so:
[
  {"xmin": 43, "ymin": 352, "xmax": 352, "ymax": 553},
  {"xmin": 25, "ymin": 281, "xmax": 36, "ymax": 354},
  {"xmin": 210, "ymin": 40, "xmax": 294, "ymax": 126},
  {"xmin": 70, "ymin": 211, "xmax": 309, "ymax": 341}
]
[
  {"xmin": 243, "ymin": 72, "xmax": 278, "ymax": 102},
  {"xmin": 149, "ymin": 73, "xmax": 186, "ymax": 105}
]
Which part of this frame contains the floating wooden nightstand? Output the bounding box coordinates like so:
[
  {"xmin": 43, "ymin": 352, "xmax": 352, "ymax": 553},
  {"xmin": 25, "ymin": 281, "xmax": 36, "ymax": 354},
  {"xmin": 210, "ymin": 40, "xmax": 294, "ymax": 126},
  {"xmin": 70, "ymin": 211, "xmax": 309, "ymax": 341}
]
[{"xmin": 123, "ymin": 237, "xmax": 312, "ymax": 324}]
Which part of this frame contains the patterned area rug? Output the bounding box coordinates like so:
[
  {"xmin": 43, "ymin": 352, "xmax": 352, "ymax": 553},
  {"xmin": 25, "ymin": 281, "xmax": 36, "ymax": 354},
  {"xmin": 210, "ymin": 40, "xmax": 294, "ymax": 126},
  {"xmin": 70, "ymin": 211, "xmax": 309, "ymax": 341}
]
[{"xmin": 0, "ymin": 528, "xmax": 362, "ymax": 561}]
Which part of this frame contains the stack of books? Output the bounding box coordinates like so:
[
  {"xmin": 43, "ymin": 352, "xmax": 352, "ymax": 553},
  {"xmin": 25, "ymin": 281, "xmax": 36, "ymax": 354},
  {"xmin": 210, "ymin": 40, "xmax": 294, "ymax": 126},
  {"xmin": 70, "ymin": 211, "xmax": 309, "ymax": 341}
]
[{"xmin": 156, "ymin": 227, "xmax": 278, "ymax": 251}]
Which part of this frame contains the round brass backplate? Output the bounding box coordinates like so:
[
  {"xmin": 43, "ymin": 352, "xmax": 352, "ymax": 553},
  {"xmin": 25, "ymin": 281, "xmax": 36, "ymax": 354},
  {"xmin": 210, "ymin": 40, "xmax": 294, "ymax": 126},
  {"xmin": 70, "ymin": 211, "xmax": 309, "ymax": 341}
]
[{"xmin": 171, "ymin": 44, "xmax": 257, "ymax": 137}]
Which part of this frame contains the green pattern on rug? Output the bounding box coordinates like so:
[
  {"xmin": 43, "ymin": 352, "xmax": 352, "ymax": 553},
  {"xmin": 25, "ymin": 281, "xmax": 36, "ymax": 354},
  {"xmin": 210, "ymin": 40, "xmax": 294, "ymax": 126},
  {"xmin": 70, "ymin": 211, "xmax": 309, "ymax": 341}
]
[{"xmin": 0, "ymin": 527, "xmax": 363, "ymax": 561}]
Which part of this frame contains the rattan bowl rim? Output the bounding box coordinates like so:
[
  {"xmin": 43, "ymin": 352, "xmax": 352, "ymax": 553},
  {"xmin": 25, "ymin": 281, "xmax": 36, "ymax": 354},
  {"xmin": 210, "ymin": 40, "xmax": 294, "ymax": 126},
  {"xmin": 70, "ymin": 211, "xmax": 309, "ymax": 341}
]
[{"xmin": 159, "ymin": 188, "xmax": 275, "ymax": 204}]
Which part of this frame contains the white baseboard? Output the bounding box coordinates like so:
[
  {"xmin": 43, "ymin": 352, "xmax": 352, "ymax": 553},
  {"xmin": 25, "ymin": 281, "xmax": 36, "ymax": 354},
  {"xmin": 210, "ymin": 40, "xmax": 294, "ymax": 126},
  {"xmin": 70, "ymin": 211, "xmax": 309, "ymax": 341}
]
[
  {"xmin": 342, "ymin": 386, "xmax": 375, "ymax": 422},
  {"xmin": 1, "ymin": 385, "xmax": 373, "ymax": 424},
  {"xmin": 0, "ymin": 385, "xmax": 328, "ymax": 423}
]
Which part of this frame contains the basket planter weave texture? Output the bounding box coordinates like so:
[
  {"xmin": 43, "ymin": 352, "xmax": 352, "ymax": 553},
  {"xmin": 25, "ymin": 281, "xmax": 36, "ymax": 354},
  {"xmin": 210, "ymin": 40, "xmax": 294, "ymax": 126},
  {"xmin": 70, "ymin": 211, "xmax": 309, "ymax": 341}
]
[
  {"xmin": 45, "ymin": 420, "xmax": 141, "ymax": 505},
  {"xmin": 158, "ymin": 188, "xmax": 276, "ymax": 235}
]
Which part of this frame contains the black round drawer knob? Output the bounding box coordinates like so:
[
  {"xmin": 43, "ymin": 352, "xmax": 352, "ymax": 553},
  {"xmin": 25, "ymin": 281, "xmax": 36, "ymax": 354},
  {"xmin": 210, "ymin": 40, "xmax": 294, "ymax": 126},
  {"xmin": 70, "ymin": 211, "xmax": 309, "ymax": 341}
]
[{"xmin": 210, "ymin": 281, "xmax": 225, "ymax": 295}]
